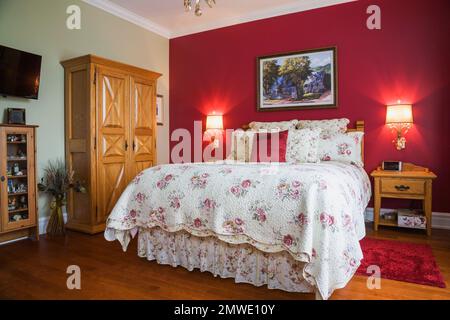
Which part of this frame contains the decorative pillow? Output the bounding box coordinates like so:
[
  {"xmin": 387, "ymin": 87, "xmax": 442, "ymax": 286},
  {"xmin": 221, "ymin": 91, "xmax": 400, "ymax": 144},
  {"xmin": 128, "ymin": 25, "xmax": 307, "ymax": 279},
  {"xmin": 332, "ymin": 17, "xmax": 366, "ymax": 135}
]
[
  {"xmin": 227, "ymin": 130, "xmax": 256, "ymax": 162},
  {"xmin": 285, "ymin": 128, "xmax": 322, "ymax": 163},
  {"xmin": 248, "ymin": 120, "xmax": 298, "ymax": 131},
  {"xmin": 250, "ymin": 130, "xmax": 289, "ymax": 162},
  {"xmin": 318, "ymin": 132, "xmax": 364, "ymax": 166},
  {"xmin": 296, "ymin": 118, "xmax": 350, "ymax": 138}
]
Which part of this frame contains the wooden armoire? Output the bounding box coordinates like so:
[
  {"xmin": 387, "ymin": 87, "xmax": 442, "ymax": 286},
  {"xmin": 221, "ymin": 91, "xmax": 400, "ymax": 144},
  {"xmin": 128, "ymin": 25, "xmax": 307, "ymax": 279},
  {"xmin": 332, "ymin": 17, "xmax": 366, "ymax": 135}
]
[{"xmin": 61, "ymin": 55, "xmax": 161, "ymax": 234}]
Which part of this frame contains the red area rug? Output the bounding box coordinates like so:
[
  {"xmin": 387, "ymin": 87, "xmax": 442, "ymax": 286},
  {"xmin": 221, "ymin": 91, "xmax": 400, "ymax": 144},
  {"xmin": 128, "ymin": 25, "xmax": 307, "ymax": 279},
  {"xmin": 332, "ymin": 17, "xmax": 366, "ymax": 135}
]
[{"xmin": 356, "ymin": 238, "xmax": 446, "ymax": 288}]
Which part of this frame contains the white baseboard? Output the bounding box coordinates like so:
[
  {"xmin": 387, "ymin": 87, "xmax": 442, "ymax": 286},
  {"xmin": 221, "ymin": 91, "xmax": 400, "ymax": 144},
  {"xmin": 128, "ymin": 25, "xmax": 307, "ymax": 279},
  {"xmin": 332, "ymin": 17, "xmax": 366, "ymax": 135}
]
[
  {"xmin": 365, "ymin": 207, "xmax": 450, "ymax": 230},
  {"xmin": 3, "ymin": 208, "xmax": 448, "ymax": 246},
  {"xmin": 0, "ymin": 237, "xmax": 29, "ymax": 245},
  {"xmin": 0, "ymin": 213, "xmax": 68, "ymax": 246},
  {"xmin": 37, "ymin": 210, "xmax": 450, "ymax": 233},
  {"xmin": 39, "ymin": 210, "xmax": 449, "ymax": 233}
]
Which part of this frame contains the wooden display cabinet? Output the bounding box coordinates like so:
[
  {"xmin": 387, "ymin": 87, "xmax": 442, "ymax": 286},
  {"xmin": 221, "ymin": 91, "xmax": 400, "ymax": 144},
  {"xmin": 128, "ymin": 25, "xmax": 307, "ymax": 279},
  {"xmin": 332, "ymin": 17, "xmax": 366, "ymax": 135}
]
[{"xmin": 0, "ymin": 124, "xmax": 39, "ymax": 243}]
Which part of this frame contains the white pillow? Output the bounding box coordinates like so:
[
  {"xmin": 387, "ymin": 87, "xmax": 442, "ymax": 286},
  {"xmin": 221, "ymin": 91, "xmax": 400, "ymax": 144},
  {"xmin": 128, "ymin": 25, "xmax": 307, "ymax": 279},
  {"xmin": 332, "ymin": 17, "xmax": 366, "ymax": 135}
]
[
  {"xmin": 228, "ymin": 128, "xmax": 288, "ymax": 162},
  {"xmin": 318, "ymin": 132, "xmax": 364, "ymax": 166},
  {"xmin": 249, "ymin": 120, "xmax": 298, "ymax": 131},
  {"xmin": 296, "ymin": 118, "xmax": 350, "ymax": 138},
  {"xmin": 227, "ymin": 130, "xmax": 256, "ymax": 162},
  {"xmin": 285, "ymin": 128, "xmax": 322, "ymax": 163}
]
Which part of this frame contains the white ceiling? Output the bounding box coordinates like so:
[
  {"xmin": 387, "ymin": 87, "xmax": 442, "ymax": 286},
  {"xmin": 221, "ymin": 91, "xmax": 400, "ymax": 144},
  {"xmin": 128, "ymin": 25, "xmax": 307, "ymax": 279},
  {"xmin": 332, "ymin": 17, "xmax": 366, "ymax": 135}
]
[{"xmin": 83, "ymin": 0, "xmax": 354, "ymax": 39}]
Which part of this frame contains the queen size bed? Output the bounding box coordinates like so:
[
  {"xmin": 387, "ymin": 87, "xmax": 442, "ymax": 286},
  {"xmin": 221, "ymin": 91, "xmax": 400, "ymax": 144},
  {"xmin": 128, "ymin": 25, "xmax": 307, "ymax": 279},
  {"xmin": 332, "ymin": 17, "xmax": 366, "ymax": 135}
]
[{"xmin": 105, "ymin": 119, "xmax": 371, "ymax": 300}]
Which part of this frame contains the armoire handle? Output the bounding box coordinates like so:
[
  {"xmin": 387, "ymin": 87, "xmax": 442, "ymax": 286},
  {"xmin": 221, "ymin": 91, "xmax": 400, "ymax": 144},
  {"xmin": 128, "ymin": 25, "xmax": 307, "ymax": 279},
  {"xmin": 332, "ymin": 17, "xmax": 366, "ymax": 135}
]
[
  {"xmin": 124, "ymin": 140, "xmax": 128, "ymax": 151},
  {"xmin": 0, "ymin": 176, "xmax": 5, "ymax": 182},
  {"xmin": 132, "ymin": 141, "xmax": 136, "ymax": 151}
]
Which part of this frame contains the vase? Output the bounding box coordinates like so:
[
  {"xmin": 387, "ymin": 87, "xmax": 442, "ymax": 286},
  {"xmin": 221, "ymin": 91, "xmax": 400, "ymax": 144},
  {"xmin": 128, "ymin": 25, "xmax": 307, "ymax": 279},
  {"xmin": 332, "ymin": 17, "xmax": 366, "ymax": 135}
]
[{"xmin": 46, "ymin": 195, "xmax": 65, "ymax": 236}]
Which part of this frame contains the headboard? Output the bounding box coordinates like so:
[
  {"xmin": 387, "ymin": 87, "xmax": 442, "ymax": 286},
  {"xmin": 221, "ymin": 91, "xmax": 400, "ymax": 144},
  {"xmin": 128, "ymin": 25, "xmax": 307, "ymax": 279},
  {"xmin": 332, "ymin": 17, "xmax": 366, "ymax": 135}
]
[
  {"xmin": 346, "ymin": 121, "xmax": 365, "ymax": 164},
  {"xmin": 241, "ymin": 120, "xmax": 365, "ymax": 164}
]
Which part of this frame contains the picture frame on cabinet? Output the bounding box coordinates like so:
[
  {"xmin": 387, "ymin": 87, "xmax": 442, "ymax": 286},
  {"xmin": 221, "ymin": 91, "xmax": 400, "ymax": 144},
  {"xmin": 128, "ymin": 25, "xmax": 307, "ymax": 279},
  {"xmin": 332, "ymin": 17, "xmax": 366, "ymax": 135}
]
[
  {"xmin": 7, "ymin": 108, "xmax": 26, "ymax": 125},
  {"xmin": 156, "ymin": 94, "xmax": 164, "ymax": 126}
]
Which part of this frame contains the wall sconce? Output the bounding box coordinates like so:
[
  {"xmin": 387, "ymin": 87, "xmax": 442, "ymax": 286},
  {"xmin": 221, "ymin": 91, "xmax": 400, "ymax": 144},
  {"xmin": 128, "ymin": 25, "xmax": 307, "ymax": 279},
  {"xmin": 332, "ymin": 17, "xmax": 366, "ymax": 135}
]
[
  {"xmin": 386, "ymin": 102, "xmax": 413, "ymax": 150},
  {"xmin": 205, "ymin": 114, "xmax": 223, "ymax": 148}
]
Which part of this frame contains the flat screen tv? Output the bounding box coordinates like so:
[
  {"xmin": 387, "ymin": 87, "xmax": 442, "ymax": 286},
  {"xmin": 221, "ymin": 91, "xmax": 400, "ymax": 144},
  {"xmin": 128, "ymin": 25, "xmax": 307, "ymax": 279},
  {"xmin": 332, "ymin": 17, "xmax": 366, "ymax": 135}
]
[{"xmin": 0, "ymin": 45, "xmax": 42, "ymax": 100}]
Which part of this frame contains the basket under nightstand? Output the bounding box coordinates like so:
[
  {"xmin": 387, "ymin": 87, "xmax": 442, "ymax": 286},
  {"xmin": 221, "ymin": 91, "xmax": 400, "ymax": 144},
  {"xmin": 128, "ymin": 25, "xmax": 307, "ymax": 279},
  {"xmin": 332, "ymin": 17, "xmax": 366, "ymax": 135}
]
[{"xmin": 371, "ymin": 163, "xmax": 437, "ymax": 236}]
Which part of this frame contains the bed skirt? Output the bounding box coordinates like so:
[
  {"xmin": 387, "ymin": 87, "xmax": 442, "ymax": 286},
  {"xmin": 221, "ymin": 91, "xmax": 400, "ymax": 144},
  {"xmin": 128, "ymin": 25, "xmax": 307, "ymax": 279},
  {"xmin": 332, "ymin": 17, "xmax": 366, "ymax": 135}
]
[{"xmin": 137, "ymin": 227, "xmax": 316, "ymax": 296}]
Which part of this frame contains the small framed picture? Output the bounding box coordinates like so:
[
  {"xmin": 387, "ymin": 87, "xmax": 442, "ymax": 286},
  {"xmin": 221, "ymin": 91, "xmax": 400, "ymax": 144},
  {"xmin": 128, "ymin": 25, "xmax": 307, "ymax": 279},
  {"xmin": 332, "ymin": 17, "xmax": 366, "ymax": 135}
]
[
  {"xmin": 156, "ymin": 94, "xmax": 164, "ymax": 126},
  {"xmin": 7, "ymin": 108, "xmax": 26, "ymax": 125}
]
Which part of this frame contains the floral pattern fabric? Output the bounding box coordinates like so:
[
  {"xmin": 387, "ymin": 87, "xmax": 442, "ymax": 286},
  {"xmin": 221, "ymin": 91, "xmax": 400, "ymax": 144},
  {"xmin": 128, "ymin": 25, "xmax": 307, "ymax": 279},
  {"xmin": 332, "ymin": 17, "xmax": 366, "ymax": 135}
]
[
  {"xmin": 228, "ymin": 130, "xmax": 257, "ymax": 162},
  {"xmin": 105, "ymin": 161, "xmax": 371, "ymax": 300},
  {"xmin": 285, "ymin": 128, "xmax": 322, "ymax": 163},
  {"xmin": 318, "ymin": 132, "xmax": 364, "ymax": 167},
  {"xmin": 228, "ymin": 129, "xmax": 289, "ymax": 163},
  {"xmin": 296, "ymin": 118, "xmax": 350, "ymax": 138},
  {"xmin": 138, "ymin": 227, "xmax": 315, "ymax": 295},
  {"xmin": 249, "ymin": 120, "xmax": 298, "ymax": 131}
]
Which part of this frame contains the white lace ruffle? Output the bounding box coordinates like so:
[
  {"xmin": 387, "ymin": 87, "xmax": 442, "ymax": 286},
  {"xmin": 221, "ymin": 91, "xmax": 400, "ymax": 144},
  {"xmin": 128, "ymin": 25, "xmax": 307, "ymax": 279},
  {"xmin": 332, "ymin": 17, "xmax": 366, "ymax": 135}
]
[
  {"xmin": 137, "ymin": 227, "xmax": 316, "ymax": 297},
  {"xmin": 104, "ymin": 227, "xmax": 138, "ymax": 251}
]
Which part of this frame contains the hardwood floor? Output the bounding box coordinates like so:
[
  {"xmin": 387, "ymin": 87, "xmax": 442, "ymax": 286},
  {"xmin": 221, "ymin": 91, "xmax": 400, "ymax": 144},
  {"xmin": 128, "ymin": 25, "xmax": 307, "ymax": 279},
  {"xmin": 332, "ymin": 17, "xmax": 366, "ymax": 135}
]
[{"xmin": 0, "ymin": 224, "xmax": 449, "ymax": 300}]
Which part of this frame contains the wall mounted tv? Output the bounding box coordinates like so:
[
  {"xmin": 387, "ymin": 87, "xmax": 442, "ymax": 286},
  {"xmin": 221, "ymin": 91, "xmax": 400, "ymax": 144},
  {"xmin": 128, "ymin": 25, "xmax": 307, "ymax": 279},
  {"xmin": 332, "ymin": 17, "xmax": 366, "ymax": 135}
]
[{"xmin": 0, "ymin": 45, "xmax": 42, "ymax": 100}]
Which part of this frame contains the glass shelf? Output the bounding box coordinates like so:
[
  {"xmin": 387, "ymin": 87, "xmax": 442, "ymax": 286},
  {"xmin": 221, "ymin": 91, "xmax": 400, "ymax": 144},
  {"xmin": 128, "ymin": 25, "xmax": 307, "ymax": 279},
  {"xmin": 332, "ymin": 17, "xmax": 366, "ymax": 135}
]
[
  {"xmin": 8, "ymin": 208, "xmax": 28, "ymax": 214},
  {"xmin": 6, "ymin": 134, "xmax": 29, "ymax": 216},
  {"xmin": 8, "ymin": 192, "xmax": 28, "ymax": 196}
]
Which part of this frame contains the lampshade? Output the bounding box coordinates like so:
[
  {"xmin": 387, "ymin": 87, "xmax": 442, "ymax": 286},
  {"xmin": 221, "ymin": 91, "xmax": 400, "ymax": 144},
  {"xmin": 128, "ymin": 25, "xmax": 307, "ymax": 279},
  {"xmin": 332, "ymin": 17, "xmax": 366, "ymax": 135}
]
[
  {"xmin": 386, "ymin": 104, "xmax": 413, "ymax": 124},
  {"xmin": 206, "ymin": 114, "xmax": 223, "ymax": 130}
]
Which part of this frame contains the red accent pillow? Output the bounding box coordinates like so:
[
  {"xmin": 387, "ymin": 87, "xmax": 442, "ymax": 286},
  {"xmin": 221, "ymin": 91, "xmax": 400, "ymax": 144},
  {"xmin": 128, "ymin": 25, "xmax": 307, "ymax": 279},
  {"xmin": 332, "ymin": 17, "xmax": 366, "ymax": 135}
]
[{"xmin": 251, "ymin": 130, "xmax": 289, "ymax": 162}]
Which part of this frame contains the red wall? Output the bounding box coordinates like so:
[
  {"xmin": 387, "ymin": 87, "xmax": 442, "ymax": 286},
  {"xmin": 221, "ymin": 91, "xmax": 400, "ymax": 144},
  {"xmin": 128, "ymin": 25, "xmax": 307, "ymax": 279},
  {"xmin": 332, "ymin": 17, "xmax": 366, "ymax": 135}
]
[{"xmin": 170, "ymin": 0, "xmax": 450, "ymax": 212}]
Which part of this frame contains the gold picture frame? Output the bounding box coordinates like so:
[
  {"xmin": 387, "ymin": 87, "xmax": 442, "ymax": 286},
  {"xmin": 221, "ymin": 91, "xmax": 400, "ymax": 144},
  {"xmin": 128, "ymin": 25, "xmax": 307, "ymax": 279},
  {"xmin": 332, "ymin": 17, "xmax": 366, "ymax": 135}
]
[
  {"xmin": 257, "ymin": 47, "xmax": 338, "ymax": 111},
  {"xmin": 156, "ymin": 94, "xmax": 164, "ymax": 126}
]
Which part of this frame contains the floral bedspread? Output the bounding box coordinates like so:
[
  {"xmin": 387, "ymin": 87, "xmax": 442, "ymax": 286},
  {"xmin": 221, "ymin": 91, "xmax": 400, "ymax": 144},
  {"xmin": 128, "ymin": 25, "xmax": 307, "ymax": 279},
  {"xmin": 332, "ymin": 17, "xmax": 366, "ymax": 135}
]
[{"xmin": 105, "ymin": 161, "xmax": 371, "ymax": 299}]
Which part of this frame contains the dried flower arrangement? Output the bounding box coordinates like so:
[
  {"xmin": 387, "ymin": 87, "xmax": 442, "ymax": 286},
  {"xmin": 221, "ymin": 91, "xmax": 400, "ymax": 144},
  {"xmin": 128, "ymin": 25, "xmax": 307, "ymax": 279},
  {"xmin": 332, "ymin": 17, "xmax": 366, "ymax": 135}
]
[{"xmin": 38, "ymin": 159, "xmax": 86, "ymax": 236}]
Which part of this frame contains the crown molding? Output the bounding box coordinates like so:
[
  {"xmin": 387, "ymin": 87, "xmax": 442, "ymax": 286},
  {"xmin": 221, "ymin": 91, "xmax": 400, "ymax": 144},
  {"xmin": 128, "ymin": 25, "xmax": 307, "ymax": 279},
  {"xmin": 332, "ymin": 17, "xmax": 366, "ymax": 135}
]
[
  {"xmin": 82, "ymin": 0, "xmax": 171, "ymax": 39},
  {"xmin": 83, "ymin": 0, "xmax": 355, "ymax": 39},
  {"xmin": 171, "ymin": 0, "xmax": 356, "ymax": 38}
]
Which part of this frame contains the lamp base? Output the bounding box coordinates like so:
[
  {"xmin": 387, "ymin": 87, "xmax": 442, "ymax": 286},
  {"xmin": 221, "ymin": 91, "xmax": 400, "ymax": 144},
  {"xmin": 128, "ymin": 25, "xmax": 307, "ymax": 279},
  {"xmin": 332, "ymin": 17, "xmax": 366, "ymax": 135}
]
[
  {"xmin": 211, "ymin": 136, "xmax": 220, "ymax": 148},
  {"xmin": 388, "ymin": 123, "xmax": 410, "ymax": 151},
  {"xmin": 394, "ymin": 136, "xmax": 406, "ymax": 150}
]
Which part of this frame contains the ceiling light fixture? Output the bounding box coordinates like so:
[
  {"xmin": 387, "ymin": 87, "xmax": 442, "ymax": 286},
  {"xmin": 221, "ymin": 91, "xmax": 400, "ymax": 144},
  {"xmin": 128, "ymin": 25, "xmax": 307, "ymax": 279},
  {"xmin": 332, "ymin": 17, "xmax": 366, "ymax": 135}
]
[{"xmin": 184, "ymin": 0, "xmax": 216, "ymax": 16}]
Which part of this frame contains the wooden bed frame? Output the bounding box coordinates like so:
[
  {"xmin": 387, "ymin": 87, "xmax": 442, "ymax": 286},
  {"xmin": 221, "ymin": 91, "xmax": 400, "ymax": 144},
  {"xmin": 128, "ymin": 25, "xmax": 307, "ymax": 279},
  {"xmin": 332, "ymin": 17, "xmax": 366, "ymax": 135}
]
[{"xmin": 346, "ymin": 120, "xmax": 365, "ymax": 164}]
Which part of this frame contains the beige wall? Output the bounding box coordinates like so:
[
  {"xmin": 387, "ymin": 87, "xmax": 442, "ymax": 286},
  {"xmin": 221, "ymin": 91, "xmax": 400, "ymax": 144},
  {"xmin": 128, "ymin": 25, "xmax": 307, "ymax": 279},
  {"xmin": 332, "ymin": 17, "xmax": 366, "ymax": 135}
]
[{"xmin": 0, "ymin": 0, "xmax": 170, "ymax": 217}]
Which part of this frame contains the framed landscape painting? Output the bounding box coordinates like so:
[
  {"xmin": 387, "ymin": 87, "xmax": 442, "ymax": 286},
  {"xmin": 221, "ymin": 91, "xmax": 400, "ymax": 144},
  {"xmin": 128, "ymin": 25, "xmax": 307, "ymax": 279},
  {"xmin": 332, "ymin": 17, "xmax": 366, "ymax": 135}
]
[{"xmin": 257, "ymin": 47, "xmax": 337, "ymax": 111}]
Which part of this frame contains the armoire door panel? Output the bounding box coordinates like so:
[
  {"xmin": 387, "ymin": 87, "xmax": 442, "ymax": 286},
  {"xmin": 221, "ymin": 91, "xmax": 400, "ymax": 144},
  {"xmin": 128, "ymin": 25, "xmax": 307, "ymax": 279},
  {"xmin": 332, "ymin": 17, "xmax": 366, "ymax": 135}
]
[
  {"xmin": 129, "ymin": 77, "xmax": 156, "ymax": 181},
  {"xmin": 101, "ymin": 75, "xmax": 126, "ymax": 129},
  {"xmin": 97, "ymin": 163, "xmax": 127, "ymax": 223},
  {"xmin": 135, "ymin": 161, "xmax": 153, "ymax": 175},
  {"xmin": 133, "ymin": 84, "xmax": 152, "ymax": 129},
  {"xmin": 96, "ymin": 66, "xmax": 129, "ymax": 223},
  {"xmin": 101, "ymin": 135, "xmax": 126, "ymax": 159},
  {"xmin": 134, "ymin": 135, "xmax": 152, "ymax": 158},
  {"xmin": 65, "ymin": 64, "xmax": 92, "ymax": 226}
]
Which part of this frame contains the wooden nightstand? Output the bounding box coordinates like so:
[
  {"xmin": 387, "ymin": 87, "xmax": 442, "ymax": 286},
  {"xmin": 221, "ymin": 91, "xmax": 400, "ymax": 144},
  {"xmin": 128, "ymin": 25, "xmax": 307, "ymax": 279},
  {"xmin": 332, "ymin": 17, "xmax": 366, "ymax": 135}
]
[{"xmin": 371, "ymin": 163, "xmax": 437, "ymax": 236}]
